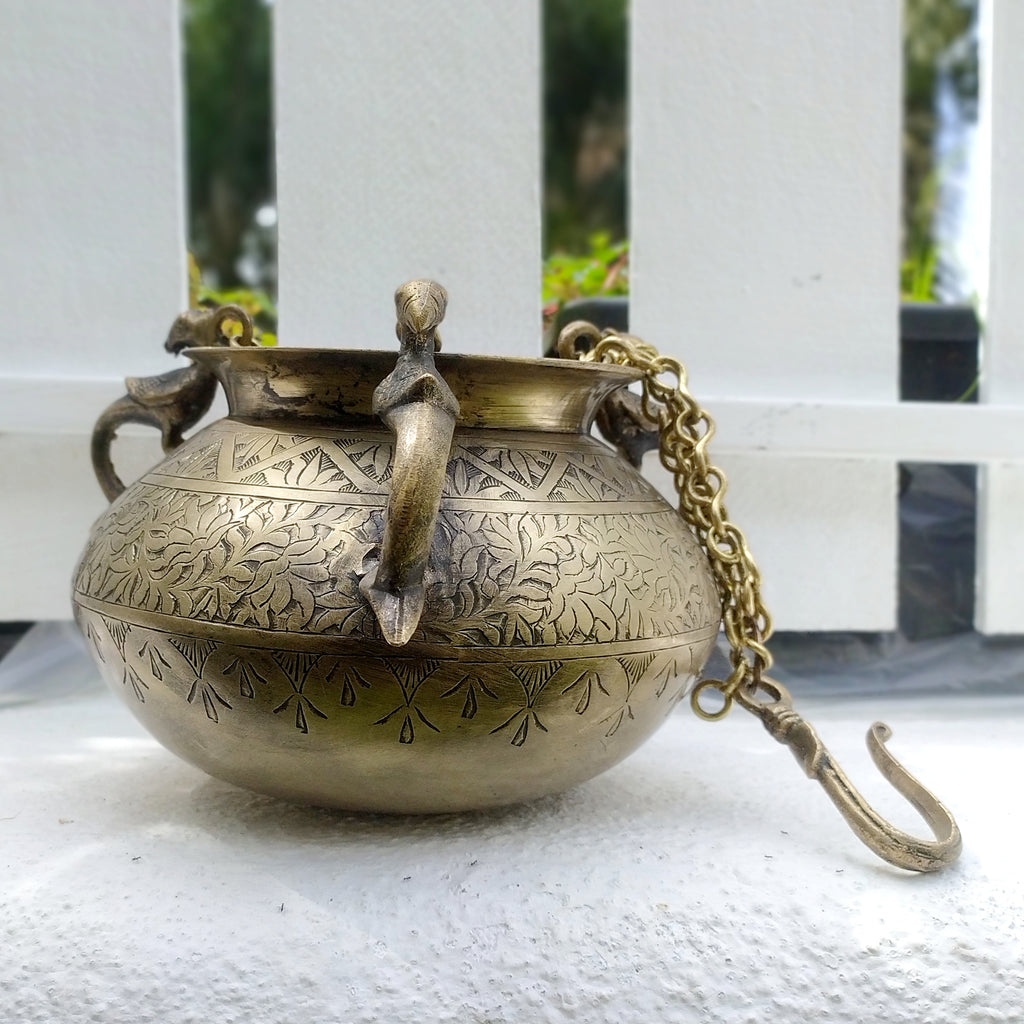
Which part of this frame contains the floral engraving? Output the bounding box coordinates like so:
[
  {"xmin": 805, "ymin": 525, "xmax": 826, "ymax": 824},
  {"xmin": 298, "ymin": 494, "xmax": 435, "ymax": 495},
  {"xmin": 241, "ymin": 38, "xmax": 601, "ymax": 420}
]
[
  {"xmin": 75, "ymin": 486, "xmax": 717, "ymax": 647},
  {"xmin": 422, "ymin": 511, "xmax": 717, "ymax": 647},
  {"xmin": 74, "ymin": 420, "xmax": 720, "ymax": 752}
]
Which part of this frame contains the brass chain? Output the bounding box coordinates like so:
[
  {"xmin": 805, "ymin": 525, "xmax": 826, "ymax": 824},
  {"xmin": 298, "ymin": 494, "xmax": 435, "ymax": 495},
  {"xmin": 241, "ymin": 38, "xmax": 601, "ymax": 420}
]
[
  {"xmin": 563, "ymin": 325, "xmax": 773, "ymax": 721},
  {"xmin": 562, "ymin": 323, "xmax": 964, "ymax": 872}
]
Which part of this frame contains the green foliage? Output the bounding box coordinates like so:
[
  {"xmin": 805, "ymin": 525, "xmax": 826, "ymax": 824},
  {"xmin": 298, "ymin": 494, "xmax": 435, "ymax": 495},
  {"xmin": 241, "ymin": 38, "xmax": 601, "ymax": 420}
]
[
  {"xmin": 902, "ymin": 0, "xmax": 977, "ymax": 291},
  {"xmin": 904, "ymin": 0, "xmax": 976, "ymax": 106},
  {"xmin": 544, "ymin": 0, "xmax": 627, "ymax": 254},
  {"xmin": 901, "ymin": 168, "xmax": 941, "ymax": 301},
  {"xmin": 185, "ymin": 0, "xmax": 273, "ymax": 289},
  {"xmin": 901, "ymin": 247, "xmax": 939, "ymax": 303},
  {"xmin": 542, "ymin": 234, "xmax": 628, "ymax": 326}
]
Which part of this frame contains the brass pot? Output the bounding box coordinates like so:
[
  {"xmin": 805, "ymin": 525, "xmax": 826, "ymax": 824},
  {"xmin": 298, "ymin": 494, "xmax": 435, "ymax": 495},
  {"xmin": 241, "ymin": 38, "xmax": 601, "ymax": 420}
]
[{"xmin": 73, "ymin": 283, "xmax": 719, "ymax": 812}]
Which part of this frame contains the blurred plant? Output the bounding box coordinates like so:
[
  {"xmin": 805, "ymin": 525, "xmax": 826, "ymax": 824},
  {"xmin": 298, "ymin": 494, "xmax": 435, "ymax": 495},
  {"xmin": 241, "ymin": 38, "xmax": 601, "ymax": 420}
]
[
  {"xmin": 188, "ymin": 253, "xmax": 277, "ymax": 345},
  {"xmin": 901, "ymin": 246, "xmax": 940, "ymax": 303},
  {"xmin": 544, "ymin": 0, "xmax": 627, "ymax": 254},
  {"xmin": 185, "ymin": 0, "xmax": 274, "ymax": 291},
  {"xmin": 902, "ymin": 0, "xmax": 977, "ymax": 294},
  {"xmin": 542, "ymin": 234, "xmax": 628, "ymax": 328},
  {"xmin": 901, "ymin": 168, "xmax": 941, "ymax": 301}
]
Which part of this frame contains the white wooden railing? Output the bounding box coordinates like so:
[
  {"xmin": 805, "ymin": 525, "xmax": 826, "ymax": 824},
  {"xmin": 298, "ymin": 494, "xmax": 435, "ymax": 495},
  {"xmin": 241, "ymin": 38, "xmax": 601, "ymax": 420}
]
[{"xmin": 2, "ymin": 0, "xmax": 1021, "ymax": 633}]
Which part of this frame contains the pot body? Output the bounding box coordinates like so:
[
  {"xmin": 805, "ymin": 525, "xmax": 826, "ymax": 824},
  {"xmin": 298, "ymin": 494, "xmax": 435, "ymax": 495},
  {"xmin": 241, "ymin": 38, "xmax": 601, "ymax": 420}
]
[{"xmin": 74, "ymin": 354, "xmax": 720, "ymax": 811}]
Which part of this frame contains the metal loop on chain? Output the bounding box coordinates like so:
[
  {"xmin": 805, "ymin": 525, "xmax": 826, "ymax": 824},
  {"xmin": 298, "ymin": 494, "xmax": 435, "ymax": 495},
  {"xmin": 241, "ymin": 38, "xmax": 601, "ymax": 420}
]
[{"xmin": 691, "ymin": 672, "xmax": 741, "ymax": 721}]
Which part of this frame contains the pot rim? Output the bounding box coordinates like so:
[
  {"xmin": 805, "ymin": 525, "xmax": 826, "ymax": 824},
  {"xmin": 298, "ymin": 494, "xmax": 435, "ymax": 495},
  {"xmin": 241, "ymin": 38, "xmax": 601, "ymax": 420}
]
[
  {"xmin": 185, "ymin": 346, "xmax": 642, "ymax": 433},
  {"xmin": 185, "ymin": 345, "xmax": 641, "ymax": 379}
]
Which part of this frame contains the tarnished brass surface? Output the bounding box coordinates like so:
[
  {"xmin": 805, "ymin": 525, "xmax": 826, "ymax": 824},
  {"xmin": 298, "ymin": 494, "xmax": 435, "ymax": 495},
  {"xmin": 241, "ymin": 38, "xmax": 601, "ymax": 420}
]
[
  {"xmin": 74, "ymin": 284, "xmax": 719, "ymax": 812},
  {"xmin": 187, "ymin": 347, "xmax": 639, "ymax": 431},
  {"xmin": 557, "ymin": 321, "xmax": 659, "ymax": 468}
]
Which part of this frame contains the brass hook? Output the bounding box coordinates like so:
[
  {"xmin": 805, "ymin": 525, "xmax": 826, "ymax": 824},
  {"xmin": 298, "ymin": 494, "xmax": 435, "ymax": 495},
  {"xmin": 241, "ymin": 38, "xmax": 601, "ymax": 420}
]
[{"xmin": 735, "ymin": 679, "xmax": 962, "ymax": 872}]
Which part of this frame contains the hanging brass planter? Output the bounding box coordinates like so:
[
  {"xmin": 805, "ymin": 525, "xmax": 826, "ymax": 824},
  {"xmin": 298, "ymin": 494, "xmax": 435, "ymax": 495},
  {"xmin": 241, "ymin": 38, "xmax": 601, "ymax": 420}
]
[{"xmin": 73, "ymin": 281, "xmax": 960, "ymax": 872}]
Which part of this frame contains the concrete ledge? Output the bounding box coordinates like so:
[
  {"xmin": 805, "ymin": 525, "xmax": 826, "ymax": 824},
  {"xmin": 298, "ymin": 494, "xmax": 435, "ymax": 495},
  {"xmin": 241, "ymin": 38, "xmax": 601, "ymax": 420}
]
[{"xmin": 1, "ymin": 688, "xmax": 1020, "ymax": 1023}]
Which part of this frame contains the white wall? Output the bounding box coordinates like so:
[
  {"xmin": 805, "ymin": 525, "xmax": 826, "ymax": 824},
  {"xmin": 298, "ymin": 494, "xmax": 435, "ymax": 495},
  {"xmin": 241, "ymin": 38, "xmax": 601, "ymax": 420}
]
[{"xmin": 977, "ymin": 0, "xmax": 1024, "ymax": 634}]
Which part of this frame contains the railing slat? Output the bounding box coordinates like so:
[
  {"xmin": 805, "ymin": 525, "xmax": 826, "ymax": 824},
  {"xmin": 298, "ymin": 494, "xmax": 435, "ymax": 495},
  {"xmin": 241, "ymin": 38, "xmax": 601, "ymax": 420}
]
[
  {"xmin": 976, "ymin": 0, "xmax": 1024, "ymax": 634},
  {"xmin": 274, "ymin": 1, "xmax": 541, "ymax": 355},
  {"xmin": 0, "ymin": 0, "xmax": 187, "ymax": 620},
  {"xmin": 630, "ymin": 0, "xmax": 901, "ymax": 630}
]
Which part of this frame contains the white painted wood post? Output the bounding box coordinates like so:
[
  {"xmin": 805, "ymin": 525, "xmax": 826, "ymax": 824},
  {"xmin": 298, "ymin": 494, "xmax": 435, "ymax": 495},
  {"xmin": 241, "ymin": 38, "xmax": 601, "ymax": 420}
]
[
  {"xmin": 630, "ymin": 0, "xmax": 902, "ymax": 631},
  {"xmin": 274, "ymin": 0, "xmax": 542, "ymax": 355},
  {"xmin": 976, "ymin": 0, "xmax": 1024, "ymax": 634},
  {"xmin": 0, "ymin": 0, "xmax": 187, "ymax": 620}
]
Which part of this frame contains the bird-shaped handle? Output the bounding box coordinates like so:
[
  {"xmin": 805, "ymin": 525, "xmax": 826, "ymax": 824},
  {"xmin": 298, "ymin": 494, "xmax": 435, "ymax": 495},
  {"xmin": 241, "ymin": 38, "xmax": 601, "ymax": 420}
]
[
  {"xmin": 90, "ymin": 306, "xmax": 254, "ymax": 501},
  {"xmin": 359, "ymin": 281, "xmax": 460, "ymax": 646}
]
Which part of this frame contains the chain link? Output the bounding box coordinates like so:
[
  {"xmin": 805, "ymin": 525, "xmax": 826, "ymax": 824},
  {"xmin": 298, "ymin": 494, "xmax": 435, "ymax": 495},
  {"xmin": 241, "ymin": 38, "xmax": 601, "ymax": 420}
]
[{"xmin": 562, "ymin": 324, "xmax": 773, "ymax": 721}]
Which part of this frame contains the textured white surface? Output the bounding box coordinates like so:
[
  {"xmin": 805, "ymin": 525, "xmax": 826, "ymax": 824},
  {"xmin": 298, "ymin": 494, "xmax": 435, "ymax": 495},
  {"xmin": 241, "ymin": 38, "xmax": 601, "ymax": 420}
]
[
  {"xmin": 629, "ymin": 0, "xmax": 901, "ymax": 631},
  {"xmin": 1, "ymin": 684, "xmax": 1020, "ymax": 1023},
  {"xmin": 274, "ymin": 0, "xmax": 542, "ymax": 354}
]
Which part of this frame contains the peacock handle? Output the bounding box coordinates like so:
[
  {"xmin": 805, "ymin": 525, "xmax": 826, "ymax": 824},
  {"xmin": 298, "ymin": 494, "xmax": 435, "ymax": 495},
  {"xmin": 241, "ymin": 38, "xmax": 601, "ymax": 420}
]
[
  {"xmin": 359, "ymin": 281, "xmax": 460, "ymax": 646},
  {"xmin": 90, "ymin": 305, "xmax": 255, "ymax": 502}
]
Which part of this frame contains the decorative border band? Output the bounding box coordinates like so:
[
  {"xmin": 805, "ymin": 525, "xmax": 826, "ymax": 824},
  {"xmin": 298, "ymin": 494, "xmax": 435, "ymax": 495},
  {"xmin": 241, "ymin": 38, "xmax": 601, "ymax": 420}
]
[{"xmin": 74, "ymin": 592, "xmax": 720, "ymax": 662}]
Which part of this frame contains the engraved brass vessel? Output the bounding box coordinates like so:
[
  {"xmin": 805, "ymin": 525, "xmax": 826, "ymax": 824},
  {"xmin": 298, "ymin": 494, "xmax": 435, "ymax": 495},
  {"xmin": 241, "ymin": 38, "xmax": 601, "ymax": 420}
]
[
  {"xmin": 74, "ymin": 282, "xmax": 720, "ymax": 812},
  {"xmin": 74, "ymin": 281, "xmax": 962, "ymax": 872}
]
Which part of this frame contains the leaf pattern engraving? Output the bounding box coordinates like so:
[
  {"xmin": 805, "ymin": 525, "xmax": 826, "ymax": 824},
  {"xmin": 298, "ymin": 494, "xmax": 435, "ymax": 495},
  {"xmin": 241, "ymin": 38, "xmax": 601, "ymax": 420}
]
[
  {"xmin": 439, "ymin": 675, "xmax": 499, "ymax": 720},
  {"xmin": 169, "ymin": 636, "xmax": 230, "ymax": 722},
  {"xmin": 77, "ymin": 494, "xmax": 714, "ymax": 649},
  {"xmin": 425, "ymin": 511, "xmax": 714, "ymax": 647},
  {"xmin": 326, "ymin": 663, "xmax": 372, "ymax": 707},
  {"xmin": 75, "ymin": 486, "xmax": 376, "ymax": 636},
  {"xmin": 74, "ymin": 423, "xmax": 719, "ymax": 653},
  {"xmin": 492, "ymin": 707, "xmax": 549, "ymax": 748},
  {"xmin": 223, "ymin": 656, "xmax": 269, "ymax": 699},
  {"xmin": 561, "ymin": 668, "xmax": 610, "ymax": 715},
  {"xmin": 373, "ymin": 659, "xmax": 442, "ymax": 744}
]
